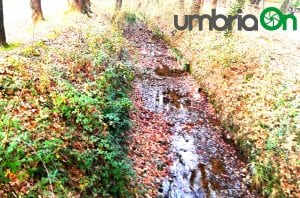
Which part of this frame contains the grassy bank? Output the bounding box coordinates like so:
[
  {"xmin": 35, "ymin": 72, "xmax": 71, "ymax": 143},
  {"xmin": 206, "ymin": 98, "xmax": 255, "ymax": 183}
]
[
  {"xmin": 124, "ymin": 0, "xmax": 300, "ymax": 197},
  {"xmin": 0, "ymin": 13, "xmax": 136, "ymax": 196},
  {"xmin": 176, "ymin": 30, "xmax": 299, "ymax": 197}
]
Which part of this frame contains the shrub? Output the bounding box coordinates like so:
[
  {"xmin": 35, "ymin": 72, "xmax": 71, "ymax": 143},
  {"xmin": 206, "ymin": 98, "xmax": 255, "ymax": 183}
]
[{"xmin": 0, "ymin": 29, "xmax": 135, "ymax": 197}]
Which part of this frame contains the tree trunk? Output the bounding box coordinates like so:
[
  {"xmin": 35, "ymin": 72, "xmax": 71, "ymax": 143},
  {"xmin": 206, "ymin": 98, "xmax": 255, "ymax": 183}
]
[
  {"xmin": 71, "ymin": 0, "xmax": 91, "ymax": 14},
  {"xmin": 30, "ymin": 0, "xmax": 44, "ymax": 22},
  {"xmin": 179, "ymin": 0, "xmax": 185, "ymax": 13},
  {"xmin": 190, "ymin": 0, "xmax": 203, "ymax": 15},
  {"xmin": 178, "ymin": 0, "xmax": 185, "ymax": 25},
  {"xmin": 116, "ymin": 0, "xmax": 122, "ymax": 12},
  {"xmin": 0, "ymin": 0, "xmax": 6, "ymax": 46},
  {"xmin": 212, "ymin": 0, "xmax": 218, "ymax": 9}
]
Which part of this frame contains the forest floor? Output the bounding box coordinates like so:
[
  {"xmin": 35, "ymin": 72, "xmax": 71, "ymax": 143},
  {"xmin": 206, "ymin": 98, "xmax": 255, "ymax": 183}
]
[
  {"xmin": 0, "ymin": 5, "xmax": 137, "ymax": 196},
  {"xmin": 125, "ymin": 22, "xmax": 259, "ymax": 198},
  {"xmin": 1, "ymin": 0, "xmax": 299, "ymax": 197}
]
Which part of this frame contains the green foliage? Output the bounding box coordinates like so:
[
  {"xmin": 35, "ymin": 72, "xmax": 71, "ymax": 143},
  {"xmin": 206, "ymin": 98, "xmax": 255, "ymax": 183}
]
[
  {"xmin": 204, "ymin": 33, "xmax": 244, "ymax": 68},
  {"xmin": 0, "ymin": 31, "xmax": 135, "ymax": 196},
  {"xmin": 0, "ymin": 102, "xmax": 64, "ymax": 195},
  {"xmin": 153, "ymin": 27, "xmax": 164, "ymax": 39},
  {"xmin": 76, "ymin": 138, "xmax": 134, "ymax": 197},
  {"xmin": 0, "ymin": 111, "xmax": 26, "ymax": 182},
  {"xmin": 21, "ymin": 46, "xmax": 41, "ymax": 57},
  {"xmin": 50, "ymin": 33, "xmax": 134, "ymax": 196},
  {"xmin": 93, "ymin": 50, "xmax": 108, "ymax": 66},
  {"xmin": 0, "ymin": 42, "xmax": 21, "ymax": 51},
  {"xmin": 51, "ymin": 84, "xmax": 105, "ymax": 133},
  {"xmin": 124, "ymin": 11, "xmax": 137, "ymax": 24},
  {"xmin": 170, "ymin": 47, "xmax": 183, "ymax": 60},
  {"xmin": 250, "ymin": 160, "xmax": 284, "ymax": 197},
  {"xmin": 225, "ymin": 0, "xmax": 246, "ymax": 36},
  {"xmin": 170, "ymin": 47, "xmax": 190, "ymax": 72}
]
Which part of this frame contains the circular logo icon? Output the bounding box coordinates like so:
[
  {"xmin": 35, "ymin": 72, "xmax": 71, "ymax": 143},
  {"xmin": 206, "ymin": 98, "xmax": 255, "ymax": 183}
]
[{"xmin": 260, "ymin": 7, "xmax": 283, "ymax": 30}]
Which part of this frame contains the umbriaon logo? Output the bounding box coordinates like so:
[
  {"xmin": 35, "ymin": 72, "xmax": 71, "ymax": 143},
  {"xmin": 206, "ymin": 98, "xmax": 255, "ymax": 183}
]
[
  {"xmin": 174, "ymin": 7, "xmax": 298, "ymax": 31},
  {"xmin": 260, "ymin": 7, "xmax": 297, "ymax": 30}
]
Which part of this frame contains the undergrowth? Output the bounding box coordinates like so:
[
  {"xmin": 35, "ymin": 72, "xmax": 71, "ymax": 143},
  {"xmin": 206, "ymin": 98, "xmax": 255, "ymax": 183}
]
[{"xmin": 0, "ymin": 28, "xmax": 136, "ymax": 197}]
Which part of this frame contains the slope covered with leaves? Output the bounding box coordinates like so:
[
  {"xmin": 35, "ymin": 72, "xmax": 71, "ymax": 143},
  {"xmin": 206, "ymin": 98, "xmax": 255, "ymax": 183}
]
[{"xmin": 0, "ymin": 12, "xmax": 136, "ymax": 196}]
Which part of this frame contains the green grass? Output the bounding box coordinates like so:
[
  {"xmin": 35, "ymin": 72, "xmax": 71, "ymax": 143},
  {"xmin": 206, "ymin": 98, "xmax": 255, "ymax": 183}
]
[{"xmin": 0, "ymin": 42, "xmax": 22, "ymax": 51}]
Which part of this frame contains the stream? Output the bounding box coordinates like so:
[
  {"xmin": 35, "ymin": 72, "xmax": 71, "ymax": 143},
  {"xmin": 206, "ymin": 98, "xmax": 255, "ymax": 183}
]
[{"xmin": 124, "ymin": 23, "xmax": 257, "ymax": 198}]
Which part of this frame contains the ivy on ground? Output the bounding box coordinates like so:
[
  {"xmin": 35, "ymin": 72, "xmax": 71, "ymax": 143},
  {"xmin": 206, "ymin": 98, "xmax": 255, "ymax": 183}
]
[{"xmin": 0, "ymin": 30, "xmax": 136, "ymax": 197}]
